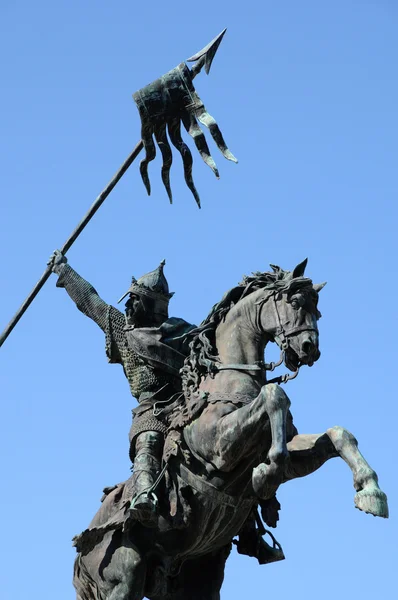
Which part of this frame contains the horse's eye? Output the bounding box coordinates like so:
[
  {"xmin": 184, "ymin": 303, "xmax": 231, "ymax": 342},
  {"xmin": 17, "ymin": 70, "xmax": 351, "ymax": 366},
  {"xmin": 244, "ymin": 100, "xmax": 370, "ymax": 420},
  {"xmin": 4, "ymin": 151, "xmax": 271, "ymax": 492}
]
[{"xmin": 291, "ymin": 294, "xmax": 305, "ymax": 309}]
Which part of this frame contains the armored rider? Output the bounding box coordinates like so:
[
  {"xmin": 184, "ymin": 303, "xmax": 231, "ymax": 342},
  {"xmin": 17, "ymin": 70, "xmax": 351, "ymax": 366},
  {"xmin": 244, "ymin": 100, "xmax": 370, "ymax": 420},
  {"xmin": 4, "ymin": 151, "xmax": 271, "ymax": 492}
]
[
  {"xmin": 48, "ymin": 251, "xmax": 285, "ymax": 562},
  {"xmin": 48, "ymin": 250, "xmax": 194, "ymax": 526}
]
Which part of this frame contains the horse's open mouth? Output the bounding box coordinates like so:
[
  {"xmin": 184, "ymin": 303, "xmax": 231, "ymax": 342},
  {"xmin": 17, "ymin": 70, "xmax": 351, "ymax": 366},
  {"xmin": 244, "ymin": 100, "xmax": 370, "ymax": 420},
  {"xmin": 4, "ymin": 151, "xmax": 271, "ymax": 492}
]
[
  {"xmin": 284, "ymin": 347, "xmax": 320, "ymax": 371},
  {"xmin": 284, "ymin": 348, "xmax": 300, "ymax": 372}
]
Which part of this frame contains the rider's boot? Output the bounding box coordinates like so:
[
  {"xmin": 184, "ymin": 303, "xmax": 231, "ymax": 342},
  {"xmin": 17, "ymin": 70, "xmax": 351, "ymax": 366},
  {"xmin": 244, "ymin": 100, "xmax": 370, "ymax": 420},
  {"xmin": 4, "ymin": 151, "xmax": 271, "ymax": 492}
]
[{"xmin": 130, "ymin": 431, "xmax": 162, "ymax": 527}]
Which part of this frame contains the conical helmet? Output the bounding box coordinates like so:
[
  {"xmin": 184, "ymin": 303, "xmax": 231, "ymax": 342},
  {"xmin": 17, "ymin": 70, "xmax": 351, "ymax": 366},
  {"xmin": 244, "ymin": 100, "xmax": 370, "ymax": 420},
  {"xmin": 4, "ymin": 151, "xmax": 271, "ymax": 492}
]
[{"xmin": 118, "ymin": 260, "xmax": 174, "ymax": 314}]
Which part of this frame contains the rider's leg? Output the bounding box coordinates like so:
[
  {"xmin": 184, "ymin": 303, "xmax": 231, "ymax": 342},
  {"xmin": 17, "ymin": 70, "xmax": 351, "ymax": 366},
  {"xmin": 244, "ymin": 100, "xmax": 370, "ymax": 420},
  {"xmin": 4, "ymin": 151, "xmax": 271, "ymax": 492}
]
[
  {"xmin": 130, "ymin": 430, "xmax": 163, "ymax": 526},
  {"xmin": 281, "ymin": 428, "xmax": 388, "ymax": 518}
]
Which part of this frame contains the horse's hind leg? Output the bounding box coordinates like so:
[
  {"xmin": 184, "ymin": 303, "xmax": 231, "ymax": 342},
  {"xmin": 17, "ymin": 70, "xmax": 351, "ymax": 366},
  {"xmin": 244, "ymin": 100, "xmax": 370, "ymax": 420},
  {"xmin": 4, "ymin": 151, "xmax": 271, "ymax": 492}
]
[
  {"xmin": 169, "ymin": 544, "xmax": 231, "ymax": 600},
  {"xmin": 283, "ymin": 427, "xmax": 389, "ymax": 518},
  {"xmin": 106, "ymin": 543, "xmax": 146, "ymax": 600},
  {"xmin": 74, "ymin": 531, "xmax": 146, "ymax": 600}
]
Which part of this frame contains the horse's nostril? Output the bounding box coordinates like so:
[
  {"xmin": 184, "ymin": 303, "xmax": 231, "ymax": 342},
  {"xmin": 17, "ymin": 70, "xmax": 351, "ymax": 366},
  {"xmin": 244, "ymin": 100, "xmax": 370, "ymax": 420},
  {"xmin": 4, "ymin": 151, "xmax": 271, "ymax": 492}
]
[{"xmin": 302, "ymin": 340, "xmax": 313, "ymax": 354}]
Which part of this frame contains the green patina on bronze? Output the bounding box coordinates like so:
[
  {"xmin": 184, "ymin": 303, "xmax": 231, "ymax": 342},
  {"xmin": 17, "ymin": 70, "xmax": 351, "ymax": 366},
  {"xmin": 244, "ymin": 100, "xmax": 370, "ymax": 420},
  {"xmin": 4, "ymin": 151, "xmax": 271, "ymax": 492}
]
[
  {"xmin": 133, "ymin": 29, "xmax": 237, "ymax": 207},
  {"xmin": 0, "ymin": 30, "xmax": 236, "ymax": 350},
  {"xmin": 1, "ymin": 27, "xmax": 389, "ymax": 600},
  {"xmin": 46, "ymin": 251, "xmax": 388, "ymax": 600}
]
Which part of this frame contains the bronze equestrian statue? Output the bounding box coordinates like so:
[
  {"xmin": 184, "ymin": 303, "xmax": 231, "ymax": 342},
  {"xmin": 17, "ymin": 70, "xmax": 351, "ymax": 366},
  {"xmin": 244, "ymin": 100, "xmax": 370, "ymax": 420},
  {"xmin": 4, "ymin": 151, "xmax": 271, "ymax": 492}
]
[{"xmin": 49, "ymin": 254, "xmax": 388, "ymax": 600}]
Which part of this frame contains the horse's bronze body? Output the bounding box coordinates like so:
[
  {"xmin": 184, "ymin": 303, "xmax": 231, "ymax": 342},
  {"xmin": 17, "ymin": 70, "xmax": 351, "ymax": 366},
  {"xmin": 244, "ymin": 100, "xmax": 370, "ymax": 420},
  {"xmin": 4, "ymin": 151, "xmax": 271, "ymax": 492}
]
[{"xmin": 73, "ymin": 261, "xmax": 388, "ymax": 600}]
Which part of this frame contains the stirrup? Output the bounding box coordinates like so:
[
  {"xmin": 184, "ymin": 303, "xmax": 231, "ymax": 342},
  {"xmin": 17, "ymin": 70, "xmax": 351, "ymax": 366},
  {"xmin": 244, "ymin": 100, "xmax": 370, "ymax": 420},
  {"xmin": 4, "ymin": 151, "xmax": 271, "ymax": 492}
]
[
  {"xmin": 130, "ymin": 490, "xmax": 159, "ymax": 528},
  {"xmin": 258, "ymin": 529, "xmax": 285, "ymax": 565}
]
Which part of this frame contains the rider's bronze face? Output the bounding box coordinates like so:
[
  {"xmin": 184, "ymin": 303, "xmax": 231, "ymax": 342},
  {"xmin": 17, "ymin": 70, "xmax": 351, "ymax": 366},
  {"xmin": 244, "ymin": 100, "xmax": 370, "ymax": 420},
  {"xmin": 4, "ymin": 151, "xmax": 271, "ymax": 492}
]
[
  {"xmin": 125, "ymin": 294, "xmax": 168, "ymax": 328},
  {"xmin": 125, "ymin": 294, "xmax": 154, "ymax": 327}
]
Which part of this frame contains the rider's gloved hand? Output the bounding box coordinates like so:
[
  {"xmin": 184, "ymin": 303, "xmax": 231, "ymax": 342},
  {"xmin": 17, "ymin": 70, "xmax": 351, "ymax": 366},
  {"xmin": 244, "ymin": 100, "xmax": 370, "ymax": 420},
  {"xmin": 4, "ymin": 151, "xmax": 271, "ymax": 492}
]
[{"xmin": 47, "ymin": 249, "xmax": 68, "ymax": 275}]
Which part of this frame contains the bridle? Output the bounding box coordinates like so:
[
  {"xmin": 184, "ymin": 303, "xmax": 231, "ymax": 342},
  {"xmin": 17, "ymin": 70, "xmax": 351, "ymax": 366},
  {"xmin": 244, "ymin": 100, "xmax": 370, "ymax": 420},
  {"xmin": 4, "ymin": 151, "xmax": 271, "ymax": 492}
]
[
  {"xmin": 268, "ymin": 293, "xmax": 318, "ymax": 351},
  {"xmin": 214, "ymin": 292, "xmax": 318, "ymax": 386}
]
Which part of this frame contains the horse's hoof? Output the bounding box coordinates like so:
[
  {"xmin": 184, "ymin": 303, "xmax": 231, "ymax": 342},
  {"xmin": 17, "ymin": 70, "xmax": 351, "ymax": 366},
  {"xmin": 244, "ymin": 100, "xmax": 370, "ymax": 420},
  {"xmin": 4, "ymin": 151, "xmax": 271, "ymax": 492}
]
[
  {"xmin": 252, "ymin": 464, "xmax": 267, "ymax": 496},
  {"xmin": 354, "ymin": 487, "xmax": 389, "ymax": 518},
  {"xmin": 252, "ymin": 464, "xmax": 280, "ymax": 498}
]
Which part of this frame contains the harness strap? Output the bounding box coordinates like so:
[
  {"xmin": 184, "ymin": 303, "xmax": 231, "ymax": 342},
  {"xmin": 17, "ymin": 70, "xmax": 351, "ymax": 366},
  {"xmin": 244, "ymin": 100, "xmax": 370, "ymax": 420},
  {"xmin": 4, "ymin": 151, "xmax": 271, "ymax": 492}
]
[
  {"xmin": 215, "ymin": 357, "xmax": 283, "ymax": 374},
  {"xmin": 276, "ymin": 324, "xmax": 318, "ymax": 338},
  {"xmin": 271, "ymin": 294, "xmax": 317, "ymax": 344},
  {"xmin": 204, "ymin": 292, "xmax": 319, "ymax": 382},
  {"xmin": 178, "ymin": 463, "xmax": 253, "ymax": 510},
  {"xmin": 216, "ymin": 363, "xmax": 264, "ymax": 372}
]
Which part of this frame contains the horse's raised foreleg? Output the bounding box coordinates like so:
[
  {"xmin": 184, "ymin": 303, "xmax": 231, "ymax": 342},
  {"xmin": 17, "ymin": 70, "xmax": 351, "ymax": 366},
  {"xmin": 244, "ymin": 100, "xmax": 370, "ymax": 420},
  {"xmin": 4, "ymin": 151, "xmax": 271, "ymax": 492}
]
[
  {"xmin": 195, "ymin": 383, "xmax": 291, "ymax": 482},
  {"xmin": 251, "ymin": 384, "xmax": 291, "ymax": 497},
  {"xmin": 283, "ymin": 426, "xmax": 389, "ymax": 519}
]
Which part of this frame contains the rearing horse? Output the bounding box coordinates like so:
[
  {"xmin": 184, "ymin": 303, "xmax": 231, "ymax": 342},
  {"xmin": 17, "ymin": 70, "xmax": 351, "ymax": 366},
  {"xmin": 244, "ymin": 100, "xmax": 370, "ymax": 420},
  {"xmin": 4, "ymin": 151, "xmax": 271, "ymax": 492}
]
[{"xmin": 73, "ymin": 260, "xmax": 388, "ymax": 600}]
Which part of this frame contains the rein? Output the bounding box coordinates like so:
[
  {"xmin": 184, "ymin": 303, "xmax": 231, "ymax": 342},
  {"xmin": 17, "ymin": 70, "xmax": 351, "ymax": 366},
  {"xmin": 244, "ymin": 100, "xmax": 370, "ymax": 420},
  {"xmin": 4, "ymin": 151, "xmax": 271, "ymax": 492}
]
[
  {"xmin": 269, "ymin": 294, "xmax": 318, "ymax": 351},
  {"xmin": 214, "ymin": 353, "xmax": 299, "ymax": 385}
]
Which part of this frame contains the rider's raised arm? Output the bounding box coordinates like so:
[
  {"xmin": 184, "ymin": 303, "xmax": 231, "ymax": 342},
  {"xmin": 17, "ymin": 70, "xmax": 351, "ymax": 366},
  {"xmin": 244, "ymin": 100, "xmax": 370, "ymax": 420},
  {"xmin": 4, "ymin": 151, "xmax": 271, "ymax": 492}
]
[{"xmin": 48, "ymin": 250, "xmax": 110, "ymax": 332}]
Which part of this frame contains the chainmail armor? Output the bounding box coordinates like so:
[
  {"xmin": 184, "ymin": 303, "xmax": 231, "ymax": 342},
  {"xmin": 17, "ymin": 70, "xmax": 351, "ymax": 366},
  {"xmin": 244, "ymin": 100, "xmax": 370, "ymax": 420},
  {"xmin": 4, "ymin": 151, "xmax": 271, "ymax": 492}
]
[
  {"xmin": 105, "ymin": 306, "xmax": 172, "ymax": 399},
  {"xmin": 56, "ymin": 264, "xmax": 108, "ymax": 329},
  {"xmin": 57, "ymin": 265, "xmax": 175, "ymax": 401}
]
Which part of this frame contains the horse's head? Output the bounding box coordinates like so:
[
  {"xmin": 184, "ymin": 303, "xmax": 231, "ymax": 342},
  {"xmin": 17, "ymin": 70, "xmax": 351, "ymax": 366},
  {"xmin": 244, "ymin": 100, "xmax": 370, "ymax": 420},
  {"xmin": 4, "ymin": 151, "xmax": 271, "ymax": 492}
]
[
  {"xmin": 181, "ymin": 259, "xmax": 326, "ymax": 394},
  {"xmin": 257, "ymin": 259, "xmax": 326, "ymax": 372}
]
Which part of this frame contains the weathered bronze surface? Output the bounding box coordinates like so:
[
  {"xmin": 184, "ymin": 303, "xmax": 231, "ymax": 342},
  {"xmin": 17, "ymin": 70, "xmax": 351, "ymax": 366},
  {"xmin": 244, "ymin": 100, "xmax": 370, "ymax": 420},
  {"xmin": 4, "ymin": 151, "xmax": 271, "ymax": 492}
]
[
  {"xmin": 47, "ymin": 253, "xmax": 388, "ymax": 600},
  {"xmin": 134, "ymin": 28, "xmax": 237, "ymax": 207},
  {"xmin": 0, "ymin": 30, "xmax": 234, "ymax": 349}
]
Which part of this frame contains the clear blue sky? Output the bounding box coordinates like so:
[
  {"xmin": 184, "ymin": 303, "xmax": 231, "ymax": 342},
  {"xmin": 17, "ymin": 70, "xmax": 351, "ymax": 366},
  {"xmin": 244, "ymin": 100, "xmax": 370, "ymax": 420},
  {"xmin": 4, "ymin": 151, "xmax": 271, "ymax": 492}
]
[{"xmin": 1, "ymin": 1, "xmax": 396, "ymax": 599}]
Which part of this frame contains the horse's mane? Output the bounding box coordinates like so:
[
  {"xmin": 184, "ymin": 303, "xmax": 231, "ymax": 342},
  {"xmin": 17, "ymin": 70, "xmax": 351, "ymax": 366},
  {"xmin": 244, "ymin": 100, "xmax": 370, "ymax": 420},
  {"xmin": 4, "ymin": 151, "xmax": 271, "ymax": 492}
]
[{"xmin": 181, "ymin": 264, "xmax": 314, "ymax": 394}]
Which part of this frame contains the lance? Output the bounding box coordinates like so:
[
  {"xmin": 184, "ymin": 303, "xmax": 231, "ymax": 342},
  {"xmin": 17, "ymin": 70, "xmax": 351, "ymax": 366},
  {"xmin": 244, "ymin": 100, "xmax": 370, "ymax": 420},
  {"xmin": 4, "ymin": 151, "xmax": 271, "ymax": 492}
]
[{"xmin": 0, "ymin": 29, "xmax": 237, "ymax": 348}]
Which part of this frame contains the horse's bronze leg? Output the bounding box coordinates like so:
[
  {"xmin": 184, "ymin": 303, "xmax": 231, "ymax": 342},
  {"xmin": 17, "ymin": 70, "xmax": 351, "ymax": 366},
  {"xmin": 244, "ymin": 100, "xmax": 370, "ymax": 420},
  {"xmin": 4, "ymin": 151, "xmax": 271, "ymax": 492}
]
[
  {"xmin": 284, "ymin": 427, "xmax": 389, "ymax": 519},
  {"xmin": 106, "ymin": 540, "xmax": 146, "ymax": 600},
  {"xmin": 251, "ymin": 384, "xmax": 291, "ymax": 498},
  {"xmin": 326, "ymin": 426, "xmax": 389, "ymax": 518},
  {"xmin": 168, "ymin": 544, "xmax": 231, "ymax": 600},
  {"xmin": 188, "ymin": 384, "xmax": 290, "ymax": 487},
  {"xmin": 74, "ymin": 531, "xmax": 146, "ymax": 600}
]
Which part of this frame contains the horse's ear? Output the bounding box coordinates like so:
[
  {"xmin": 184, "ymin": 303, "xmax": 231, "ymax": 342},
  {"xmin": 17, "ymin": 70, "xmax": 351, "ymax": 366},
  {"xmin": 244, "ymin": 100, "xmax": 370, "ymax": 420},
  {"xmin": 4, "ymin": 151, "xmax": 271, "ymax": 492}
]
[
  {"xmin": 270, "ymin": 264, "xmax": 281, "ymax": 273},
  {"xmin": 292, "ymin": 258, "xmax": 308, "ymax": 278},
  {"xmin": 313, "ymin": 282, "xmax": 327, "ymax": 293}
]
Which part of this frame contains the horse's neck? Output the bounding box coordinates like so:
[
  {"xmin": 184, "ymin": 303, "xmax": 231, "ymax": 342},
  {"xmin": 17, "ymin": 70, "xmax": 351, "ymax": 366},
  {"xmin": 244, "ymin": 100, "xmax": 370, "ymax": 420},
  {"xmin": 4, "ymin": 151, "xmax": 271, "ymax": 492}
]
[
  {"xmin": 215, "ymin": 292, "xmax": 268, "ymax": 365},
  {"xmin": 200, "ymin": 295, "xmax": 269, "ymax": 396},
  {"xmin": 216, "ymin": 324, "xmax": 264, "ymax": 365}
]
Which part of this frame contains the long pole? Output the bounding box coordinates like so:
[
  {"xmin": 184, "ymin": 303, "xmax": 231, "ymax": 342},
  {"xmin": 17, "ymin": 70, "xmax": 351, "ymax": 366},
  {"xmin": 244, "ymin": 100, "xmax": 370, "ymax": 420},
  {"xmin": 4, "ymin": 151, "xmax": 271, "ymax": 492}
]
[
  {"xmin": 0, "ymin": 29, "xmax": 229, "ymax": 349},
  {"xmin": 0, "ymin": 140, "xmax": 143, "ymax": 348}
]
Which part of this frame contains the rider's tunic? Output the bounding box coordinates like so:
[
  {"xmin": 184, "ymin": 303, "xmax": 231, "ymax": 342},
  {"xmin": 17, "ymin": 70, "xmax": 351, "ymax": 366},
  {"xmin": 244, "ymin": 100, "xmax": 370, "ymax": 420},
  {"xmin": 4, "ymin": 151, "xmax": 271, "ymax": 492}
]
[{"xmin": 56, "ymin": 264, "xmax": 192, "ymax": 458}]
